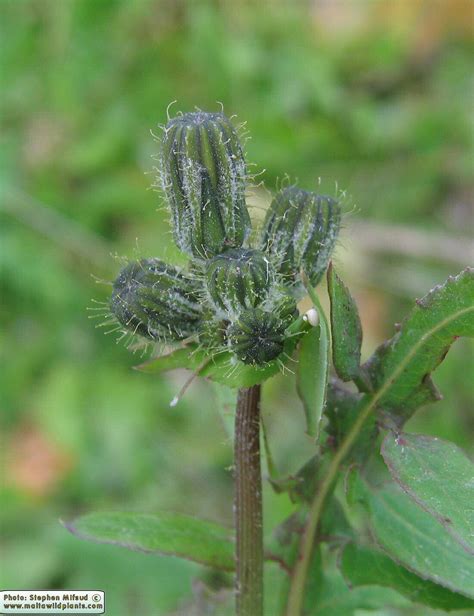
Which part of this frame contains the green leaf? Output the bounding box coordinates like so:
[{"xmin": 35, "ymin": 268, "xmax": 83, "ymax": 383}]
[
  {"xmin": 264, "ymin": 563, "xmax": 291, "ymax": 616},
  {"xmin": 324, "ymin": 379, "xmax": 361, "ymax": 443},
  {"xmin": 267, "ymin": 529, "xmax": 323, "ymax": 616},
  {"xmin": 362, "ymin": 268, "xmax": 474, "ymax": 423},
  {"xmin": 380, "ymin": 376, "xmax": 442, "ymax": 426},
  {"xmin": 360, "ymin": 482, "xmax": 474, "ymax": 598},
  {"xmin": 296, "ymin": 324, "xmax": 328, "ymax": 438},
  {"xmin": 298, "ymin": 285, "xmax": 330, "ymax": 438},
  {"xmin": 309, "ymin": 582, "xmax": 406, "ymax": 616},
  {"xmin": 306, "ymin": 549, "xmax": 408, "ymax": 616},
  {"xmin": 269, "ymin": 454, "xmax": 331, "ymax": 505},
  {"xmin": 287, "ymin": 272, "xmax": 474, "ymax": 616},
  {"xmin": 341, "ymin": 542, "xmax": 474, "ymax": 611},
  {"xmin": 135, "ymin": 345, "xmax": 206, "ymax": 374},
  {"xmin": 63, "ymin": 511, "xmax": 235, "ymax": 571},
  {"xmin": 381, "ymin": 432, "xmax": 474, "ymax": 554},
  {"xmin": 136, "ymin": 322, "xmax": 309, "ymax": 389},
  {"xmin": 319, "ymin": 495, "xmax": 354, "ymax": 542},
  {"xmin": 327, "ymin": 264, "xmax": 364, "ymax": 383},
  {"xmin": 325, "ymin": 378, "xmax": 376, "ymax": 464},
  {"xmin": 135, "ymin": 344, "xmax": 282, "ymax": 388},
  {"xmin": 266, "ymin": 508, "xmax": 306, "ymax": 574}
]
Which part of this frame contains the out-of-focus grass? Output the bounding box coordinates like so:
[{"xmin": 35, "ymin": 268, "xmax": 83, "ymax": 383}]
[{"xmin": 1, "ymin": 1, "xmax": 473, "ymax": 614}]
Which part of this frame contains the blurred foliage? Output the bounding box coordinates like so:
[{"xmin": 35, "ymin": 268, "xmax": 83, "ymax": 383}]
[{"xmin": 1, "ymin": 0, "xmax": 473, "ymax": 614}]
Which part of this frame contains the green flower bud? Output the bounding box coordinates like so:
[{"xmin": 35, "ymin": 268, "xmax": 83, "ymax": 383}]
[
  {"xmin": 160, "ymin": 111, "xmax": 251, "ymax": 259},
  {"xmin": 205, "ymin": 248, "xmax": 273, "ymax": 316},
  {"xmin": 227, "ymin": 295, "xmax": 298, "ymax": 365},
  {"xmin": 197, "ymin": 310, "xmax": 228, "ymax": 350},
  {"xmin": 110, "ymin": 259, "xmax": 202, "ymax": 341},
  {"xmin": 259, "ymin": 187, "xmax": 341, "ymax": 287},
  {"xmin": 263, "ymin": 290, "xmax": 299, "ymax": 327}
]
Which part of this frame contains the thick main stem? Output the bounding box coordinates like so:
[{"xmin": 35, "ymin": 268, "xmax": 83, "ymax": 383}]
[{"xmin": 234, "ymin": 385, "xmax": 263, "ymax": 616}]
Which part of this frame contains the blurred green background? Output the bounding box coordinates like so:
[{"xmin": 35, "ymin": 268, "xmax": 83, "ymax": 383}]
[{"xmin": 1, "ymin": 1, "xmax": 473, "ymax": 614}]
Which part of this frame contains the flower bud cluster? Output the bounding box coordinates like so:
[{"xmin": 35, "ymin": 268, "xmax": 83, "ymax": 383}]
[{"xmin": 109, "ymin": 110, "xmax": 341, "ymax": 366}]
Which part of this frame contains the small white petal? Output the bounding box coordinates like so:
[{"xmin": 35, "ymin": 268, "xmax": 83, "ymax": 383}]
[{"xmin": 305, "ymin": 308, "xmax": 319, "ymax": 327}]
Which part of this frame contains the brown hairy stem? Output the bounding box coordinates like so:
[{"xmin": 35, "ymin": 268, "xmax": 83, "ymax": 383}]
[{"xmin": 234, "ymin": 385, "xmax": 263, "ymax": 616}]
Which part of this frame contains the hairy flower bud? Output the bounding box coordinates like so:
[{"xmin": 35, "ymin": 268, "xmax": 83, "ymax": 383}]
[
  {"xmin": 259, "ymin": 187, "xmax": 341, "ymax": 287},
  {"xmin": 205, "ymin": 248, "xmax": 273, "ymax": 315},
  {"xmin": 110, "ymin": 259, "xmax": 202, "ymax": 341},
  {"xmin": 160, "ymin": 111, "xmax": 251, "ymax": 258},
  {"xmin": 263, "ymin": 290, "xmax": 299, "ymax": 327},
  {"xmin": 227, "ymin": 294, "xmax": 298, "ymax": 365}
]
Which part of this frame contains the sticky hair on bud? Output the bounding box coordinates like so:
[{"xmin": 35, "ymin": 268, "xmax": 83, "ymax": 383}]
[
  {"xmin": 205, "ymin": 248, "xmax": 274, "ymax": 316},
  {"xmin": 110, "ymin": 259, "xmax": 202, "ymax": 342},
  {"xmin": 160, "ymin": 111, "xmax": 251, "ymax": 259},
  {"xmin": 259, "ymin": 186, "xmax": 341, "ymax": 288}
]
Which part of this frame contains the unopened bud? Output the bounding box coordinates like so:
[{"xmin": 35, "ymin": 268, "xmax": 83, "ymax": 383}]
[
  {"xmin": 259, "ymin": 186, "xmax": 341, "ymax": 287},
  {"xmin": 110, "ymin": 259, "xmax": 202, "ymax": 341},
  {"xmin": 205, "ymin": 248, "xmax": 273, "ymax": 315},
  {"xmin": 160, "ymin": 111, "xmax": 251, "ymax": 258},
  {"xmin": 227, "ymin": 294, "xmax": 298, "ymax": 365}
]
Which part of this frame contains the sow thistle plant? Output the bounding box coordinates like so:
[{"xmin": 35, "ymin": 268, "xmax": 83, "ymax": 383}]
[{"xmin": 66, "ymin": 109, "xmax": 474, "ymax": 616}]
